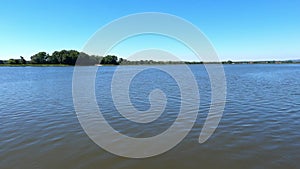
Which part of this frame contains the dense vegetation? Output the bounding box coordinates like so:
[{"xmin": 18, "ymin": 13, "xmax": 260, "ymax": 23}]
[
  {"xmin": 0, "ymin": 50, "xmax": 120, "ymax": 66},
  {"xmin": 0, "ymin": 50, "xmax": 205, "ymax": 66},
  {"xmin": 0, "ymin": 49, "xmax": 298, "ymax": 66}
]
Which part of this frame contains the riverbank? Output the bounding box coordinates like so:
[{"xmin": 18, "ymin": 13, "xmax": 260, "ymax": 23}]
[
  {"xmin": 0, "ymin": 64, "xmax": 71, "ymax": 67},
  {"xmin": 0, "ymin": 62, "xmax": 299, "ymax": 67}
]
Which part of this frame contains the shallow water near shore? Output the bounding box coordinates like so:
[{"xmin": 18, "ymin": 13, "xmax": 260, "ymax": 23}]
[{"xmin": 1, "ymin": 64, "xmax": 299, "ymax": 169}]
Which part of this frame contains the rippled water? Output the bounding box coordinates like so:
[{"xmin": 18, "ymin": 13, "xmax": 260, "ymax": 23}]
[{"xmin": 0, "ymin": 64, "xmax": 299, "ymax": 169}]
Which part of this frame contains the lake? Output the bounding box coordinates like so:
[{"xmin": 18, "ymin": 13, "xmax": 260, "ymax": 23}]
[{"xmin": 0, "ymin": 64, "xmax": 299, "ymax": 169}]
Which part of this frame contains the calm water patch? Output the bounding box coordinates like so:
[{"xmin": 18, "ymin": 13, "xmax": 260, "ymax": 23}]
[{"xmin": 0, "ymin": 64, "xmax": 299, "ymax": 169}]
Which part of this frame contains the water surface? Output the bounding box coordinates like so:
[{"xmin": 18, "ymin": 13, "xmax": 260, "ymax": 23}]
[{"xmin": 0, "ymin": 64, "xmax": 299, "ymax": 169}]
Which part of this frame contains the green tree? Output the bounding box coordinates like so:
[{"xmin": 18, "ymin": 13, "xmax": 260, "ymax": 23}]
[
  {"xmin": 31, "ymin": 52, "xmax": 49, "ymax": 64},
  {"xmin": 63, "ymin": 50, "xmax": 79, "ymax": 65},
  {"xmin": 227, "ymin": 60, "xmax": 233, "ymax": 64},
  {"xmin": 52, "ymin": 51, "xmax": 64, "ymax": 64},
  {"xmin": 8, "ymin": 59, "xmax": 20, "ymax": 64},
  {"xmin": 76, "ymin": 52, "xmax": 99, "ymax": 65},
  {"xmin": 91, "ymin": 55, "xmax": 103, "ymax": 64},
  {"xmin": 101, "ymin": 55, "xmax": 118, "ymax": 65},
  {"xmin": 46, "ymin": 54, "xmax": 59, "ymax": 64},
  {"xmin": 50, "ymin": 50, "xmax": 79, "ymax": 65},
  {"xmin": 118, "ymin": 58, "xmax": 124, "ymax": 64}
]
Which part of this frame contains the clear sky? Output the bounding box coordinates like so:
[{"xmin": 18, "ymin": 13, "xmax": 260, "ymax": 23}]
[{"xmin": 0, "ymin": 0, "xmax": 299, "ymax": 61}]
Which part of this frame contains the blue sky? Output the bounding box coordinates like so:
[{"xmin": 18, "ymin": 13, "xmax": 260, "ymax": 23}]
[{"xmin": 0, "ymin": 0, "xmax": 299, "ymax": 61}]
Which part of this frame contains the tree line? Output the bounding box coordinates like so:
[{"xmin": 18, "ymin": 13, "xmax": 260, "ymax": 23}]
[
  {"xmin": 1, "ymin": 50, "xmax": 298, "ymax": 65},
  {"xmin": 0, "ymin": 50, "xmax": 120, "ymax": 65},
  {"xmin": 0, "ymin": 49, "xmax": 203, "ymax": 65}
]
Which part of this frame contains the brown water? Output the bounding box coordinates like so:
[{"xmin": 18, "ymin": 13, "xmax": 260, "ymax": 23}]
[{"xmin": 0, "ymin": 64, "xmax": 299, "ymax": 169}]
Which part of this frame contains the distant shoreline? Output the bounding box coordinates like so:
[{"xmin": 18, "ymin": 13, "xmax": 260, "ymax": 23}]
[
  {"xmin": 0, "ymin": 64, "xmax": 71, "ymax": 67},
  {"xmin": 2, "ymin": 49, "xmax": 299, "ymax": 66},
  {"xmin": 0, "ymin": 62, "xmax": 299, "ymax": 67}
]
